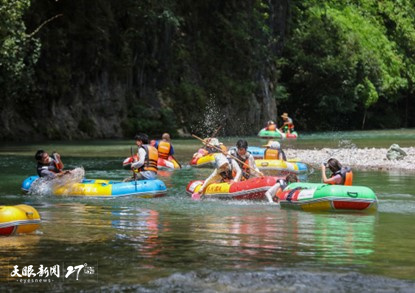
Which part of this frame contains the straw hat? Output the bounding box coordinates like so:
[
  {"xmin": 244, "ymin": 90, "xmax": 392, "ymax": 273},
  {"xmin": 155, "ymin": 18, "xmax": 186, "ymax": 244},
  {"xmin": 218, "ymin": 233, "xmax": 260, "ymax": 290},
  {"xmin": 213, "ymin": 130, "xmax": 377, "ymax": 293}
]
[
  {"xmin": 262, "ymin": 140, "xmax": 280, "ymax": 149},
  {"xmin": 281, "ymin": 113, "xmax": 289, "ymax": 119}
]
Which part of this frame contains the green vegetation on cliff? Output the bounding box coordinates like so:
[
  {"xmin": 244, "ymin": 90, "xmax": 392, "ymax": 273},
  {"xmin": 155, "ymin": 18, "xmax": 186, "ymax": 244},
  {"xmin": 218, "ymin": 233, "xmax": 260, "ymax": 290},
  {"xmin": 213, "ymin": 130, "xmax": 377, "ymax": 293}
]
[{"xmin": 0, "ymin": 0, "xmax": 414, "ymax": 141}]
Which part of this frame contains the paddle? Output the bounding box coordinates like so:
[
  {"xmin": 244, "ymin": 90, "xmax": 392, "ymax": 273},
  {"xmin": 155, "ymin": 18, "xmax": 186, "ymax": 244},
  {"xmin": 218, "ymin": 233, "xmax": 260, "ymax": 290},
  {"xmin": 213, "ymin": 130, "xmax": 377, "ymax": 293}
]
[
  {"xmin": 131, "ymin": 147, "xmax": 138, "ymax": 191},
  {"xmin": 192, "ymin": 134, "xmax": 264, "ymax": 177},
  {"xmin": 170, "ymin": 155, "xmax": 182, "ymax": 169},
  {"xmin": 210, "ymin": 125, "xmax": 222, "ymax": 138}
]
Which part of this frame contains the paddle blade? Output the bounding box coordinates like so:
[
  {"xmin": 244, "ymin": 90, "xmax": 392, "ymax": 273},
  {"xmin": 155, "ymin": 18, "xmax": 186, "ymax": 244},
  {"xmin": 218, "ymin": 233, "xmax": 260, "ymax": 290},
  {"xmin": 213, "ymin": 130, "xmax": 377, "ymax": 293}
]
[{"xmin": 191, "ymin": 192, "xmax": 202, "ymax": 200}]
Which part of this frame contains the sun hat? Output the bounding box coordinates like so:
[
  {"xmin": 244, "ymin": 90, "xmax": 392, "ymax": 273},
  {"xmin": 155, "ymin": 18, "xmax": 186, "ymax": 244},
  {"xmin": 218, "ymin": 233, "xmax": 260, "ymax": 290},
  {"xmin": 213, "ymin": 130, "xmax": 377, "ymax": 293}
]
[
  {"xmin": 207, "ymin": 137, "xmax": 220, "ymax": 146},
  {"xmin": 281, "ymin": 113, "xmax": 289, "ymax": 119},
  {"xmin": 263, "ymin": 140, "xmax": 280, "ymax": 149}
]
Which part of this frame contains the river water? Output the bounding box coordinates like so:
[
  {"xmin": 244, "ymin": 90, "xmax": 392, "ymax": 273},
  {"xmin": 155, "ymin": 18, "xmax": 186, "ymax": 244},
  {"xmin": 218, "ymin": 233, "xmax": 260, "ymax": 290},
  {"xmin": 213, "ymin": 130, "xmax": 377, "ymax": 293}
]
[{"xmin": 1, "ymin": 130, "xmax": 414, "ymax": 292}]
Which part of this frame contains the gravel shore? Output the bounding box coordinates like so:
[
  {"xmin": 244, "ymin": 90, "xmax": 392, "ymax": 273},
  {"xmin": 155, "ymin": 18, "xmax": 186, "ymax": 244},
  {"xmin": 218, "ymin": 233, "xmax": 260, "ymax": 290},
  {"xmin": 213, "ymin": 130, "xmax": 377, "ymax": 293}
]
[{"xmin": 286, "ymin": 147, "xmax": 415, "ymax": 172}]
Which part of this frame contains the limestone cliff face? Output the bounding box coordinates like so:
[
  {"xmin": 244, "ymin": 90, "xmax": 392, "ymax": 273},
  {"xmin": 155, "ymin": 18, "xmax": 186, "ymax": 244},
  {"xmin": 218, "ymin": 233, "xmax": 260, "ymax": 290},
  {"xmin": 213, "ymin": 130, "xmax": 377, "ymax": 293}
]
[{"xmin": 0, "ymin": 0, "xmax": 289, "ymax": 141}]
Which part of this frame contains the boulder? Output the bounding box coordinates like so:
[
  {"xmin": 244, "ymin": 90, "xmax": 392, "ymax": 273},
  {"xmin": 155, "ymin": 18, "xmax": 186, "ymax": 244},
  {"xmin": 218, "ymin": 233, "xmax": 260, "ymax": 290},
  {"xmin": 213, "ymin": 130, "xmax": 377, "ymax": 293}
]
[{"xmin": 386, "ymin": 144, "xmax": 407, "ymax": 160}]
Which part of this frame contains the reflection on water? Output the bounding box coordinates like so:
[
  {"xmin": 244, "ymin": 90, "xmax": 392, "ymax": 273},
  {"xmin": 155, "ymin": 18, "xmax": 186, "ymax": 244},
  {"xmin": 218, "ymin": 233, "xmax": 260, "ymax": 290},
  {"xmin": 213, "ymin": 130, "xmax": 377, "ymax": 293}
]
[{"xmin": 1, "ymin": 134, "xmax": 415, "ymax": 291}]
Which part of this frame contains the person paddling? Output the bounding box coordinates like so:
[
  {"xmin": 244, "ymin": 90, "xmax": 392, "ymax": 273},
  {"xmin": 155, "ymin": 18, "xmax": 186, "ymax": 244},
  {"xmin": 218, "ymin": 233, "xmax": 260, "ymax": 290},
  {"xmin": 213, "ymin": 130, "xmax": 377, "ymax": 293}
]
[{"xmin": 229, "ymin": 139, "xmax": 262, "ymax": 180}]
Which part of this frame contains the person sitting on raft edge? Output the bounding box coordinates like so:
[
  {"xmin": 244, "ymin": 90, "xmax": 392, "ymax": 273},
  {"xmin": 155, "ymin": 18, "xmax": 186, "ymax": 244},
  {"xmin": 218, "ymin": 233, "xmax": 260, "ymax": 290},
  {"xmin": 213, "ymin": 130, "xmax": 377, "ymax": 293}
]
[
  {"xmin": 192, "ymin": 153, "xmax": 242, "ymax": 199},
  {"xmin": 279, "ymin": 112, "xmax": 295, "ymax": 134},
  {"xmin": 321, "ymin": 158, "xmax": 353, "ymax": 185},
  {"xmin": 35, "ymin": 150, "xmax": 71, "ymax": 179}
]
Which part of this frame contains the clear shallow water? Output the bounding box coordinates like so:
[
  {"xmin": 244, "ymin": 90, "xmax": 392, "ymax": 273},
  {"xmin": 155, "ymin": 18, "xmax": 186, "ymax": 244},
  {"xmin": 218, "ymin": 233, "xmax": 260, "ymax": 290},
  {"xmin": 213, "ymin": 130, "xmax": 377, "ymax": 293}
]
[{"xmin": 0, "ymin": 130, "xmax": 415, "ymax": 292}]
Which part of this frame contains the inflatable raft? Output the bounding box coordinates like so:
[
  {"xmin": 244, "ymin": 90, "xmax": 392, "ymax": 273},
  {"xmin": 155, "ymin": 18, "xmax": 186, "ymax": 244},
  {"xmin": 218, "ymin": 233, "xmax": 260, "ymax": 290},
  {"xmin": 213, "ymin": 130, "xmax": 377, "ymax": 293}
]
[
  {"xmin": 258, "ymin": 128, "xmax": 298, "ymax": 139},
  {"xmin": 186, "ymin": 176, "xmax": 281, "ymax": 200},
  {"xmin": 255, "ymin": 159, "xmax": 308, "ymax": 174},
  {"xmin": 0, "ymin": 205, "xmax": 41, "ymax": 236},
  {"xmin": 123, "ymin": 155, "xmax": 180, "ymax": 170},
  {"xmin": 277, "ymin": 182, "xmax": 378, "ymax": 212},
  {"xmin": 22, "ymin": 176, "xmax": 167, "ymax": 198},
  {"xmin": 189, "ymin": 153, "xmax": 219, "ymax": 168}
]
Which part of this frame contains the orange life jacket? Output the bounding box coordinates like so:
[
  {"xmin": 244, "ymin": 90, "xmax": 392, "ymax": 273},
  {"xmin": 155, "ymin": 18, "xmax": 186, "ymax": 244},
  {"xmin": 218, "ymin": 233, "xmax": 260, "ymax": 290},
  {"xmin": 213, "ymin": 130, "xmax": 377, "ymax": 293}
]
[
  {"xmin": 264, "ymin": 149, "xmax": 280, "ymax": 160},
  {"xmin": 234, "ymin": 152, "xmax": 251, "ymax": 180},
  {"xmin": 157, "ymin": 141, "xmax": 171, "ymax": 159},
  {"xmin": 330, "ymin": 167, "xmax": 353, "ymax": 186},
  {"xmin": 268, "ymin": 124, "xmax": 277, "ymax": 131},
  {"xmin": 139, "ymin": 145, "xmax": 158, "ymax": 173}
]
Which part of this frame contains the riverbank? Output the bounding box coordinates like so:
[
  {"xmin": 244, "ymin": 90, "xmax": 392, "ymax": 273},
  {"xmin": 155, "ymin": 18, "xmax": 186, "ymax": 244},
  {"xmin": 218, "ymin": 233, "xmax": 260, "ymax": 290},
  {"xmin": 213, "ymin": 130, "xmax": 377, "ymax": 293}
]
[{"xmin": 287, "ymin": 147, "xmax": 415, "ymax": 171}]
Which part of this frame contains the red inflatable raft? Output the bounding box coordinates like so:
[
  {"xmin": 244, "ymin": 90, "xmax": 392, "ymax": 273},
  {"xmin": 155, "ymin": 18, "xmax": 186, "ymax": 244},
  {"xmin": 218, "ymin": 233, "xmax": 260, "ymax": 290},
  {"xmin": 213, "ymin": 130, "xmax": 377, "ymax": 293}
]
[{"xmin": 186, "ymin": 176, "xmax": 282, "ymax": 200}]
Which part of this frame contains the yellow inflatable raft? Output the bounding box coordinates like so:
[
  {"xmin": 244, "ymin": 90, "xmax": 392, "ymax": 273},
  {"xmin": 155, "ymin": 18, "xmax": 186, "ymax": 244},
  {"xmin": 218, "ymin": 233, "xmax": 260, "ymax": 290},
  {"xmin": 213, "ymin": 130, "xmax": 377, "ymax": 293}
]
[
  {"xmin": 255, "ymin": 159, "xmax": 308, "ymax": 174},
  {"xmin": 0, "ymin": 205, "xmax": 41, "ymax": 236}
]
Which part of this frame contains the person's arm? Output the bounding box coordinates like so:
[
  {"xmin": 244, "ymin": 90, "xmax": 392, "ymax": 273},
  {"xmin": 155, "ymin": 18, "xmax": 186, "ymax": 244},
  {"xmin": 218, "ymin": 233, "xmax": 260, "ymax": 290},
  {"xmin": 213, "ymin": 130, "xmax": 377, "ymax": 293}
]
[
  {"xmin": 248, "ymin": 155, "xmax": 262, "ymax": 177},
  {"xmin": 198, "ymin": 169, "xmax": 221, "ymax": 195},
  {"xmin": 265, "ymin": 182, "xmax": 281, "ymax": 203},
  {"xmin": 231, "ymin": 160, "xmax": 242, "ymax": 182},
  {"xmin": 39, "ymin": 168, "xmax": 58, "ymax": 179},
  {"xmin": 321, "ymin": 164, "xmax": 342, "ymax": 184},
  {"xmin": 131, "ymin": 148, "xmax": 146, "ymax": 169},
  {"xmin": 52, "ymin": 153, "xmax": 64, "ymax": 170},
  {"xmin": 169, "ymin": 144, "xmax": 175, "ymax": 155}
]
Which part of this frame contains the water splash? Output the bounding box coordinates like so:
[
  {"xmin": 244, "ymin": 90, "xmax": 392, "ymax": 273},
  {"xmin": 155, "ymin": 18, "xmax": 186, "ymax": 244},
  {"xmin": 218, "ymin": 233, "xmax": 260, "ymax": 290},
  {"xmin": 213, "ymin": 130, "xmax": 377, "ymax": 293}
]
[
  {"xmin": 28, "ymin": 167, "xmax": 85, "ymax": 196},
  {"xmin": 338, "ymin": 140, "xmax": 358, "ymax": 165},
  {"xmin": 192, "ymin": 97, "xmax": 226, "ymax": 137}
]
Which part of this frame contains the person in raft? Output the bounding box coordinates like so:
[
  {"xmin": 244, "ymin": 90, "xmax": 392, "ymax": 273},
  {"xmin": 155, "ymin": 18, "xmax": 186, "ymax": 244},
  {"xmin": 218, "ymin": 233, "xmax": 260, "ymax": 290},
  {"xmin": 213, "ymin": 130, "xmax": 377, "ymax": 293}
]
[
  {"xmin": 152, "ymin": 132, "xmax": 175, "ymax": 160},
  {"xmin": 192, "ymin": 153, "xmax": 242, "ymax": 199},
  {"xmin": 265, "ymin": 173, "xmax": 298, "ymax": 204},
  {"xmin": 263, "ymin": 140, "xmax": 287, "ymax": 161},
  {"xmin": 35, "ymin": 150, "xmax": 71, "ymax": 179},
  {"xmin": 321, "ymin": 158, "xmax": 353, "ymax": 185},
  {"xmin": 229, "ymin": 139, "xmax": 263, "ymax": 180},
  {"xmin": 127, "ymin": 133, "xmax": 159, "ymax": 181},
  {"xmin": 193, "ymin": 137, "xmax": 227, "ymax": 159},
  {"xmin": 265, "ymin": 120, "xmax": 277, "ymax": 131},
  {"xmin": 279, "ymin": 112, "xmax": 295, "ymax": 134}
]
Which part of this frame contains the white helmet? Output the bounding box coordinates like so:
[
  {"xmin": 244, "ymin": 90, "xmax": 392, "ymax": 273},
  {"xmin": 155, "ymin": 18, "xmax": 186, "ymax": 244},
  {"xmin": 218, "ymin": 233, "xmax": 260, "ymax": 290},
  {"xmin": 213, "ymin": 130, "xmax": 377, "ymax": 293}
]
[{"xmin": 270, "ymin": 141, "xmax": 280, "ymax": 149}]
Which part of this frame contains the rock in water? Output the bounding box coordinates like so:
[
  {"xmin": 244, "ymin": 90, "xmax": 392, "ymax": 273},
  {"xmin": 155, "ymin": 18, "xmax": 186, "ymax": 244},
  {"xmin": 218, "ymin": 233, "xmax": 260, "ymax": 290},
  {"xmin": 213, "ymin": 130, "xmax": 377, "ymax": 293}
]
[{"xmin": 386, "ymin": 144, "xmax": 407, "ymax": 160}]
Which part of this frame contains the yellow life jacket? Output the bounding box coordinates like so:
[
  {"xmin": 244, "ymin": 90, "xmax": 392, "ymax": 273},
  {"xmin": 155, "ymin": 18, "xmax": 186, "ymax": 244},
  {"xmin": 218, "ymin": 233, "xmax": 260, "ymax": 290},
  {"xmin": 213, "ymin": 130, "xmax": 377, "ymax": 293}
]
[
  {"xmin": 264, "ymin": 149, "xmax": 280, "ymax": 160},
  {"xmin": 157, "ymin": 141, "xmax": 171, "ymax": 159}
]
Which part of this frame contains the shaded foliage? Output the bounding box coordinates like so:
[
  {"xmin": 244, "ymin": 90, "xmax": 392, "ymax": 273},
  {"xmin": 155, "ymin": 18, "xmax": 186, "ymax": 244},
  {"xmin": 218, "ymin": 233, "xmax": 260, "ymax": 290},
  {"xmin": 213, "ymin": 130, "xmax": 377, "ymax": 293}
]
[{"xmin": 1, "ymin": 0, "xmax": 414, "ymax": 141}]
